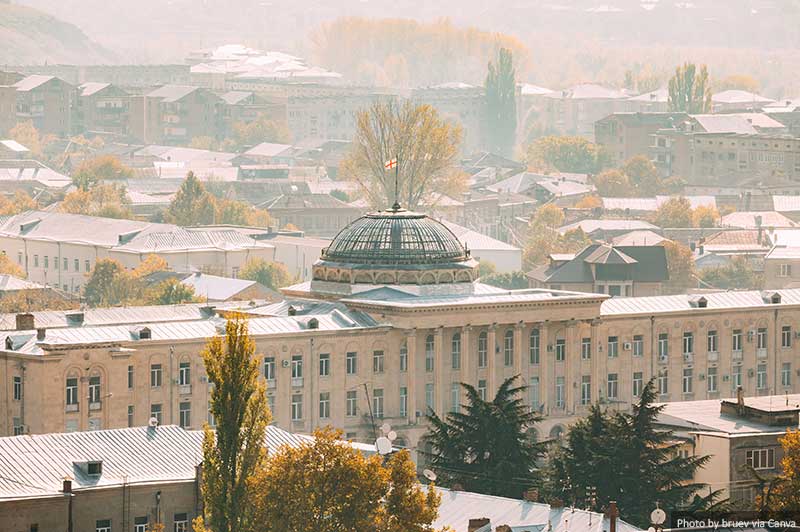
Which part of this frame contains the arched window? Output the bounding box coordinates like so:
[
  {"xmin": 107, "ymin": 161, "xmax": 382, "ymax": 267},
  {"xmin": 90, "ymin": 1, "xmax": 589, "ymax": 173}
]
[
  {"xmin": 550, "ymin": 425, "xmax": 565, "ymax": 442},
  {"xmin": 451, "ymin": 333, "xmax": 461, "ymax": 370},
  {"xmin": 504, "ymin": 330, "xmax": 514, "ymax": 366},
  {"xmin": 399, "ymin": 342, "xmax": 408, "ymax": 372},
  {"xmin": 425, "ymin": 335, "xmax": 434, "ymax": 372},
  {"xmin": 478, "ymin": 331, "xmax": 488, "ymax": 368}
]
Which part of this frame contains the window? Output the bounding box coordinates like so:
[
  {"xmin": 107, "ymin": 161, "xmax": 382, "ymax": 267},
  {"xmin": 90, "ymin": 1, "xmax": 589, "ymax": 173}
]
[
  {"xmin": 74, "ymin": 259, "xmax": 79, "ymax": 272},
  {"xmin": 733, "ymin": 329, "xmax": 743, "ymax": 352},
  {"xmin": 607, "ymin": 336, "xmax": 618, "ymax": 358},
  {"xmin": 555, "ymin": 377, "xmax": 565, "ymax": 408},
  {"xmin": 529, "ymin": 329, "xmax": 540, "ymax": 364},
  {"xmin": 63, "ymin": 257, "xmax": 68, "ymax": 270},
  {"xmin": 179, "ymin": 362, "xmax": 190, "ymax": 386},
  {"xmin": 658, "ymin": 371, "xmax": 668, "ymax": 395},
  {"xmin": 478, "ymin": 379, "xmax": 487, "ymax": 401},
  {"xmin": 555, "ymin": 338, "xmax": 566, "ymax": 361},
  {"xmin": 96, "ymin": 519, "xmax": 112, "ymax": 532},
  {"xmin": 503, "ymin": 330, "xmax": 514, "ymax": 366},
  {"xmin": 658, "ymin": 333, "xmax": 669, "ymax": 360},
  {"xmin": 291, "ymin": 394, "xmax": 303, "ymax": 420},
  {"xmin": 13, "ymin": 417, "xmax": 22, "ymax": 435},
  {"xmin": 319, "ymin": 392, "xmax": 330, "ymax": 419},
  {"xmin": 581, "ymin": 337, "xmax": 591, "ymax": 360},
  {"xmin": 607, "ymin": 373, "xmax": 618, "ymax": 399},
  {"xmin": 733, "ymin": 365, "xmax": 743, "ymax": 389},
  {"xmin": 529, "ymin": 377, "xmax": 540, "ymax": 410},
  {"xmin": 151, "ymin": 364, "xmax": 162, "ymax": 387},
  {"xmin": 33, "ymin": 254, "xmax": 38, "ymax": 267},
  {"xmin": 707, "ymin": 330, "xmax": 718, "ymax": 353},
  {"xmin": 757, "ymin": 328, "xmax": 767, "ymax": 350},
  {"xmin": 12, "ymin": 376, "xmax": 21, "ymax": 401},
  {"xmin": 450, "ymin": 383, "xmax": 460, "ymax": 413},
  {"xmin": 782, "ymin": 326, "xmax": 792, "ymax": 348},
  {"xmin": 54, "ymin": 256, "xmax": 58, "ymax": 270},
  {"xmin": 127, "ymin": 405, "xmax": 134, "ymax": 427},
  {"xmin": 780, "ymin": 263, "xmax": 792, "ymax": 277},
  {"xmin": 580, "ymin": 375, "xmax": 591, "ymax": 405},
  {"xmin": 746, "ymin": 448, "xmax": 775, "ymax": 470},
  {"xmin": 425, "ymin": 383, "xmax": 434, "ymax": 411},
  {"xmin": 319, "ymin": 353, "xmax": 330, "ymax": 376},
  {"xmin": 127, "ymin": 365, "xmax": 134, "ymax": 389},
  {"xmin": 782, "ymin": 362, "xmax": 792, "ymax": 387},
  {"xmin": 263, "ymin": 357, "xmax": 275, "ymax": 380},
  {"xmin": 179, "ymin": 402, "xmax": 191, "ymax": 428},
  {"xmin": 633, "ymin": 335, "xmax": 644, "ymax": 357},
  {"xmin": 373, "ymin": 388, "xmax": 384, "ymax": 418},
  {"xmin": 85, "ymin": 260, "xmax": 91, "ymax": 272},
  {"xmin": 683, "ymin": 332, "xmax": 694, "ymax": 355},
  {"xmin": 399, "ymin": 387, "xmax": 408, "ymax": 418},
  {"xmin": 346, "ymin": 351, "xmax": 357, "ymax": 375},
  {"xmin": 707, "ymin": 367, "xmax": 718, "ymax": 393},
  {"xmin": 291, "ymin": 355, "xmax": 302, "ymax": 379},
  {"xmin": 89, "ymin": 376, "xmax": 101, "ymax": 404},
  {"xmin": 346, "ymin": 390, "xmax": 357, "ymax": 417},
  {"xmin": 151, "ymin": 404, "xmax": 162, "ymax": 424},
  {"xmin": 451, "ymin": 333, "xmax": 461, "ymax": 369},
  {"xmin": 373, "ymin": 350, "xmax": 384, "ymax": 374},
  {"xmin": 478, "ymin": 332, "xmax": 488, "ymax": 368},
  {"xmin": 174, "ymin": 513, "xmax": 188, "ymax": 532},
  {"xmin": 682, "ymin": 368, "xmax": 693, "ymax": 394},
  {"xmin": 399, "ymin": 343, "xmax": 408, "ymax": 372},
  {"xmin": 66, "ymin": 378, "xmax": 78, "ymax": 406},
  {"xmin": 425, "ymin": 335, "xmax": 434, "ymax": 372},
  {"xmin": 633, "ymin": 372, "xmax": 643, "ymax": 398},
  {"xmin": 757, "ymin": 363, "xmax": 767, "ymax": 389}
]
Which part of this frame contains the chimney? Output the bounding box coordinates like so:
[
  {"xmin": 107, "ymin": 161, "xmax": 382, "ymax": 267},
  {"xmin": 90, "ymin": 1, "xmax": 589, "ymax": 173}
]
[
  {"xmin": 62, "ymin": 478, "xmax": 72, "ymax": 493},
  {"xmin": 607, "ymin": 501, "xmax": 619, "ymax": 532},
  {"xmin": 36, "ymin": 328, "xmax": 46, "ymax": 341},
  {"xmin": 468, "ymin": 518, "xmax": 490, "ymax": 532},
  {"xmin": 16, "ymin": 313, "xmax": 34, "ymax": 331},
  {"xmin": 737, "ymin": 386, "xmax": 745, "ymax": 414},
  {"xmin": 496, "ymin": 526, "xmax": 512, "ymax": 532}
]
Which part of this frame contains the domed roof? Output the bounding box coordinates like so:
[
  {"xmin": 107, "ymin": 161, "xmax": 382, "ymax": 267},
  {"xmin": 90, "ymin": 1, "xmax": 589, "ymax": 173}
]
[{"xmin": 321, "ymin": 208, "xmax": 470, "ymax": 266}]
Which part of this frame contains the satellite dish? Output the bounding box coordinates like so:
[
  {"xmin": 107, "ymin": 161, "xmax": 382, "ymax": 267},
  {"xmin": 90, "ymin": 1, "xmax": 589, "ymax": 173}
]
[
  {"xmin": 380, "ymin": 422, "xmax": 391, "ymax": 434},
  {"xmin": 387, "ymin": 430, "xmax": 397, "ymax": 442},
  {"xmin": 650, "ymin": 508, "xmax": 666, "ymax": 525},
  {"xmin": 423, "ymin": 469, "xmax": 437, "ymax": 482},
  {"xmin": 148, "ymin": 417, "xmax": 159, "ymax": 427},
  {"xmin": 375, "ymin": 436, "xmax": 392, "ymax": 455}
]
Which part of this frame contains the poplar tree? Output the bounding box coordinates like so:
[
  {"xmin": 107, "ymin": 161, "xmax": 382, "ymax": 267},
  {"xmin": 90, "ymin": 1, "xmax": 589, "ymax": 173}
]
[
  {"xmin": 485, "ymin": 47, "xmax": 517, "ymax": 157},
  {"xmin": 196, "ymin": 317, "xmax": 271, "ymax": 532},
  {"xmin": 668, "ymin": 62, "xmax": 712, "ymax": 114}
]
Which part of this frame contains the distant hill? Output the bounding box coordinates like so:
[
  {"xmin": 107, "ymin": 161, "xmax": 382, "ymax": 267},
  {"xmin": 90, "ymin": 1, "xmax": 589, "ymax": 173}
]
[{"xmin": 0, "ymin": 2, "xmax": 116, "ymax": 65}]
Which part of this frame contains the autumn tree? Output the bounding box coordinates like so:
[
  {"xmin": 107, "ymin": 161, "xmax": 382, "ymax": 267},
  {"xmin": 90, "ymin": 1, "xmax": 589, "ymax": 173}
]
[
  {"xmin": 230, "ymin": 113, "xmax": 290, "ymax": 149},
  {"xmin": 692, "ymin": 205, "xmax": 720, "ymax": 228},
  {"xmin": 239, "ymin": 258, "xmax": 291, "ymax": 290},
  {"xmin": 146, "ymin": 278, "xmax": 197, "ymax": 305},
  {"xmin": 196, "ymin": 317, "xmax": 270, "ymax": 532},
  {"xmin": 592, "ymin": 169, "xmax": 631, "ymax": 196},
  {"xmin": 668, "ymin": 63, "xmax": 712, "ymax": 114},
  {"xmin": 250, "ymin": 427, "xmax": 441, "ymax": 532},
  {"xmin": 165, "ymin": 172, "xmax": 216, "ymax": 226},
  {"xmin": 0, "ymin": 253, "xmax": 26, "ymax": 278},
  {"xmin": 341, "ymin": 100, "xmax": 464, "ymax": 210},
  {"xmin": 699, "ymin": 256, "xmax": 763, "ymax": 290},
  {"xmin": 0, "ymin": 190, "xmax": 36, "ymax": 215},
  {"xmin": 480, "ymin": 270, "xmax": 529, "ymax": 289},
  {"xmin": 653, "ymin": 196, "xmax": 693, "ymax": 228},
  {"xmin": 526, "ymin": 136, "xmax": 606, "ymax": 174},
  {"xmin": 8, "ymin": 121, "xmax": 51, "ymax": 157},
  {"xmin": 83, "ymin": 259, "xmax": 141, "ymax": 307},
  {"xmin": 132, "ymin": 254, "xmax": 170, "ymax": 278},
  {"xmin": 762, "ymin": 429, "xmax": 800, "ymax": 511},
  {"xmin": 662, "ymin": 240, "xmax": 696, "ymax": 294},
  {"xmin": 715, "ymin": 74, "xmax": 760, "ymax": 94},
  {"xmin": 71, "ymin": 155, "xmax": 135, "ymax": 190},
  {"xmin": 0, "ymin": 290, "xmax": 79, "ymax": 313},
  {"xmin": 575, "ymin": 195, "xmax": 602, "ymax": 210},
  {"xmin": 424, "ymin": 375, "xmax": 544, "ymax": 498},
  {"xmin": 214, "ymin": 198, "xmax": 272, "ymax": 227},
  {"xmin": 622, "ymin": 155, "xmax": 661, "ymax": 195},
  {"xmin": 60, "ymin": 182, "xmax": 133, "ymax": 219},
  {"xmin": 523, "ymin": 204, "xmax": 590, "ymax": 269},
  {"xmin": 485, "ymin": 47, "xmax": 517, "ymax": 157}
]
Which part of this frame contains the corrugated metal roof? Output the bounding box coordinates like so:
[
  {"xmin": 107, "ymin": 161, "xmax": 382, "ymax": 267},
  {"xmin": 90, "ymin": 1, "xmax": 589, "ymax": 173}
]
[
  {"xmin": 343, "ymin": 288, "xmax": 605, "ymax": 309},
  {"xmin": 601, "ymin": 288, "xmax": 800, "ymax": 316}
]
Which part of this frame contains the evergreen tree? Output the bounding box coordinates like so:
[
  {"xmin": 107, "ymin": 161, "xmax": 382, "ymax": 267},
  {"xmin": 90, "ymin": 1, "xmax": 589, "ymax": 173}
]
[
  {"xmin": 485, "ymin": 47, "xmax": 517, "ymax": 157},
  {"xmin": 195, "ymin": 317, "xmax": 271, "ymax": 532},
  {"xmin": 424, "ymin": 375, "xmax": 544, "ymax": 498},
  {"xmin": 668, "ymin": 62, "xmax": 712, "ymax": 113},
  {"xmin": 166, "ymin": 172, "xmax": 216, "ymax": 226}
]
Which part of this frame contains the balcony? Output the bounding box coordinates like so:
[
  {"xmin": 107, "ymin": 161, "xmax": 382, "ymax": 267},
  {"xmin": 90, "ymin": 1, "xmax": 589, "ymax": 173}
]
[
  {"xmin": 89, "ymin": 402, "xmax": 102, "ymax": 411},
  {"xmin": 733, "ymin": 350, "xmax": 743, "ymax": 361},
  {"xmin": 757, "ymin": 348, "xmax": 767, "ymax": 359},
  {"xmin": 708, "ymin": 351, "xmax": 719, "ymax": 362},
  {"xmin": 291, "ymin": 377, "xmax": 304, "ymax": 388},
  {"xmin": 179, "ymin": 384, "xmax": 192, "ymax": 395},
  {"xmin": 266, "ymin": 378, "xmax": 276, "ymax": 389},
  {"xmin": 683, "ymin": 353, "xmax": 694, "ymax": 363},
  {"xmin": 65, "ymin": 404, "xmax": 78, "ymax": 412},
  {"xmin": 658, "ymin": 355, "xmax": 669, "ymax": 364}
]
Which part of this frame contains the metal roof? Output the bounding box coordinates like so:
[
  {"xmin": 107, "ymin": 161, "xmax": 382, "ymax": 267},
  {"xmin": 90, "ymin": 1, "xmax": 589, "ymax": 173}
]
[
  {"xmin": 657, "ymin": 394, "xmax": 800, "ymax": 435},
  {"xmin": 440, "ymin": 220, "xmax": 520, "ymax": 252},
  {"xmin": 146, "ymin": 85, "xmax": 201, "ymax": 103},
  {"xmin": 13, "ymin": 75, "xmax": 56, "ymax": 92},
  {"xmin": 342, "ymin": 287, "xmax": 605, "ymax": 309},
  {"xmin": 712, "ymin": 90, "xmax": 774, "ymax": 104},
  {"xmin": 601, "ymin": 288, "xmax": 800, "ymax": 316},
  {"xmin": 719, "ymin": 211, "xmax": 798, "ymax": 229}
]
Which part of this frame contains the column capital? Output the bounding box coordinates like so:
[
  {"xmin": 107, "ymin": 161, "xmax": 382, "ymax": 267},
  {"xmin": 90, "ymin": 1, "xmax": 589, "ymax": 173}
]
[{"xmin": 515, "ymin": 320, "xmax": 525, "ymax": 330}]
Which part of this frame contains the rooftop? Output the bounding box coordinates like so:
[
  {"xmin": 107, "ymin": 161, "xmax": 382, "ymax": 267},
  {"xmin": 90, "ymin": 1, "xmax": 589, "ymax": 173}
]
[
  {"xmin": 13, "ymin": 75, "xmax": 58, "ymax": 92},
  {"xmin": 712, "ymin": 90, "xmax": 774, "ymax": 104},
  {"xmin": 559, "ymin": 219, "xmax": 657, "ymax": 235},
  {"xmin": 601, "ymin": 288, "xmax": 800, "ymax": 316},
  {"xmin": 719, "ymin": 211, "xmax": 798, "ymax": 229},
  {"xmin": 440, "ymin": 220, "xmax": 520, "ymax": 252},
  {"xmin": 691, "ymin": 114, "xmax": 758, "ymax": 134},
  {"xmin": 146, "ymin": 84, "xmax": 204, "ymax": 103},
  {"xmin": 78, "ymin": 82, "xmax": 111, "ymax": 97},
  {"xmin": 611, "ymin": 230, "xmax": 667, "ymax": 247}
]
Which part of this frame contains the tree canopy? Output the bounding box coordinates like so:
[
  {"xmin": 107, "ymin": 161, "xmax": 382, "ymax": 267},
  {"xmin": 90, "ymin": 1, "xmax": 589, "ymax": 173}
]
[
  {"xmin": 699, "ymin": 256, "xmax": 763, "ymax": 291},
  {"xmin": 60, "ymin": 182, "xmax": 133, "ymax": 219},
  {"xmin": 523, "ymin": 204, "xmax": 590, "ymax": 269},
  {"xmin": 662, "ymin": 240, "xmax": 696, "ymax": 295},
  {"xmin": 71, "ymin": 155, "xmax": 135, "ymax": 190},
  {"xmin": 239, "ymin": 258, "xmax": 292, "ymax": 290},
  {"xmin": 526, "ymin": 136, "xmax": 607, "ymax": 174},
  {"xmin": 668, "ymin": 62, "xmax": 712, "ymax": 113}
]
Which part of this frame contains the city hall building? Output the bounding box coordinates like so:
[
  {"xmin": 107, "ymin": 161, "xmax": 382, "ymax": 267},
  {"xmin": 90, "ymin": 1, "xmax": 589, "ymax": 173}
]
[{"xmin": 1, "ymin": 206, "xmax": 800, "ymax": 454}]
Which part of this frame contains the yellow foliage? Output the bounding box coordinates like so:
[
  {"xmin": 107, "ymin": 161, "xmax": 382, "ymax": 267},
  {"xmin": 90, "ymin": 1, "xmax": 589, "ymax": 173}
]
[
  {"xmin": 0, "ymin": 191, "xmax": 37, "ymax": 215},
  {"xmin": 132, "ymin": 254, "xmax": 170, "ymax": 278},
  {"xmin": 0, "ymin": 253, "xmax": 25, "ymax": 278},
  {"xmin": 767, "ymin": 429, "xmax": 800, "ymax": 511},
  {"xmin": 575, "ymin": 195, "xmax": 602, "ymax": 209}
]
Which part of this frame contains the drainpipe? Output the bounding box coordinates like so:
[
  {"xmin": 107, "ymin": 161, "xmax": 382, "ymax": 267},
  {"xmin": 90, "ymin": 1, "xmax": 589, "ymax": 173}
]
[
  {"xmin": 169, "ymin": 346, "xmax": 175, "ymax": 425},
  {"xmin": 18, "ymin": 362, "xmax": 25, "ymax": 432},
  {"xmin": 650, "ymin": 315, "xmax": 656, "ymax": 381}
]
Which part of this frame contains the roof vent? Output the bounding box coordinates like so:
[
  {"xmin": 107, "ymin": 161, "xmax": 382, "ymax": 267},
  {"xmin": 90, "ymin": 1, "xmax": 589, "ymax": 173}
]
[
  {"xmin": 130, "ymin": 326, "xmax": 152, "ymax": 340},
  {"xmin": 287, "ymin": 305, "xmax": 297, "ymax": 316},
  {"xmin": 307, "ymin": 317, "xmax": 319, "ymax": 329},
  {"xmin": 117, "ymin": 229, "xmax": 143, "ymax": 245},
  {"xmin": 15, "ymin": 313, "xmax": 34, "ymax": 331},
  {"xmin": 19, "ymin": 218, "xmax": 41, "ymax": 233},
  {"xmin": 36, "ymin": 327, "xmax": 46, "ymax": 341},
  {"xmin": 200, "ymin": 305, "xmax": 216, "ymax": 318},
  {"xmin": 66, "ymin": 312, "xmax": 84, "ymax": 326},
  {"xmin": 688, "ymin": 295, "xmax": 708, "ymax": 308},
  {"xmin": 762, "ymin": 291, "xmax": 781, "ymax": 304}
]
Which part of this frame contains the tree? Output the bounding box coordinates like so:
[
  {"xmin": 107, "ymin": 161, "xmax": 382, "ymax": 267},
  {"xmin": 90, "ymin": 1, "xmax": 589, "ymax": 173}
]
[
  {"xmin": 146, "ymin": 278, "xmax": 197, "ymax": 305},
  {"xmin": 699, "ymin": 256, "xmax": 763, "ymax": 290},
  {"xmin": 165, "ymin": 172, "xmax": 216, "ymax": 226},
  {"xmin": 592, "ymin": 169, "xmax": 631, "ymax": 196},
  {"xmin": 662, "ymin": 240, "xmax": 696, "ymax": 295},
  {"xmin": 239, "ymin": 258, "xmax": 291, "ymax": 290},
  {"xmin": 481, "ymin": 270, "xmax": 529, "ymax": 289},
  {"xmin": 132, "ymin": 254, "xmax": 170, "ymax": 278},
  {"xmin": 8, "ymin": 121, "xmax": 50, "ymax": 157},
  {"xmin": 668, "ymin": 63, "xmax": 711, "ymax": 114},
  {"xmin": 0, "ymin": 253, "xmax": 25, "ymax": 278},
  {"xmin": 424, "ymin": 375, "xmax": 544, "ymax": 498},
  {"xmin": 0, "ymin": 290, "xmax": 79, "ymax": 313},
  {"xmin": 60, "ymin": 182, "xmax": 133, "ymax": 219},
  {"xmin": 545, "ymin": 380, "xmax": 717, "ymax": 527},
  {"xmin": 0, "ymin": 190, "xmax": 36, "ymax": 215},
  {"xmin": 762, "ymin": 429, "xmax": 800, "ymax": 511},
  {"xmin": 692, "ymin": 205, "xmax": 719, "ymax": 228},
  {"xmin": 523, "ymin": 204, "xmax": 590, "ymax": 269},
  {"xmin": 215, "ymin": 198, "xmax": 272, "ymax": 227},
  {"xmin": 71, "ymin": 155, "xmax": 135, "ymax": 190},
  {"xmin": 83, "ymin": 259, "xmax": 141, "ymax": 307},
  {"xmin": 340, "ymin": 100, "xmax": 464, "ymax": 210},
  {"xmin": 230, "ymin": 113, "xmax": 290, "ymax": 148},
  {"xmin": 653, "ymin": 197, "xmax": 693, "ymax": 228},
  {"xmin": 575, "ymin": 195, "xmax": 602, "ymax": 210},
  {"xmin": 196, "ymin": 317, "xmax": 271, "ymax": 532},
  {"xmin": 485, "ymin": 47, "xmax": 517, "ymax": 157},
  {"xmin": 526, "ymin": 136, "xmax": 606, "ymax": 174},
  {"xmin": 621, "ymin": 155, "xmax": 661, "ymax": 195},
  {"xmin": 190, "ymin": 136, "xmax": 219, "ymax": 151},
  {"xmin": 715, "ymin": 74, "xmax": 759, "ymax": 94},
  {"xmin": 250, "ymin": 427, "xmax": 441, "ymax": 532}
]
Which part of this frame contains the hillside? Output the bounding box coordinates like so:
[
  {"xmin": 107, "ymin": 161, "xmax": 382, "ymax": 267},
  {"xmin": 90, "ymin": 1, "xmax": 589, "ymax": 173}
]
[{"xmin": 0, "ymin": 2, "xmax": 115, "ymax": 65}]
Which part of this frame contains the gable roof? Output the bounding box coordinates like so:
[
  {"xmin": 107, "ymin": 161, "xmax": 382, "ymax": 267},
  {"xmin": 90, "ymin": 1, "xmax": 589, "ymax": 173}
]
[
  {"xmin": 612, "ymin": 230, "xmax": 666, "ymax": 247},
  {"xmin": 220, "ymin": 90, "xmax": 254, "ymax": 105},
  {"xmin": 719, "ymin": 211, "xmax": 798, "ymax": 229},
  {"xmin": 530, "ymin": 244, "xmax": 668, "ymax": 284},
  {"xmin": 147, "ymin": 85, "xmax": 202, "ymax": 103},
  {"xmin": 13, "ymin": 75, "xmax": 58, "ymax": 92},
  {"xmin": 558, "ymin": 219, "xmax": 657, "ymax": 235},
  {"xmin": 691, "ymin": 114, "xmax": 758, "ymax": 134},
  {"xmin": 78, "ymin": 82, "xmax": 111, "ymax": 97},
  {"xmin": 712, "ymin": 90, "xmax": 774, "ymax": 104}
]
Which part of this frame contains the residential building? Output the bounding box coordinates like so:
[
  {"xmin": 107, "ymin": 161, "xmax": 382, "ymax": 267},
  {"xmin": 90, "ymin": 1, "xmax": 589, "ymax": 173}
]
[
  {"xmin": 711, "ymin": 90, "xmax": 775, "ymax": 113},
  {"xmin": 3, "ymin": 205, "xmax": 800, "ymax": 453},
  {"xmin": 440, "ymin": 220, "xmax": 522, "ymax": 273},
  {"xmin": 541, "ymin": 84, "xmax": 629, "ymax": 139},
  {"xmin": 517, "ymin": 83, "xmax": 554, "ymax": 140},
  {"xmin": 0, "ymin": 139, "xmax": 29, "ymax": 159},
  {"xmin": 625, "ymin": 88, "xmax": 669, "ymax": 113},
  {"xmin": 764, "ymin": 246, "xmax": 800, "ymax": 289},
  {"xmin": 719, "ymin": 211, "xmax": 798, "ymax": 229},
  {"xmin": 144, "ymin": 271, "xmax": 279, "ymax": 302},
  {"xmin": 261, "ymin": 193, "xmax": 363, "ymax": 237},
  {"xmin": 13, "ymin": 75, "xmax": 75, "ymax": 136},
  {"xmin": 411, "ymin": 83, "xmax": 487, "ymax": 155},
  {"xmin": 129, "ymin": 85, "xmax": 224, "ymax": 145},
  {"xmin": 526, "ymin": 244, "xmax": 669, "ymax": 296},
  {"xmin": 0, "ymin": 85, "xmax": 16, "ymax": 135},
  {"xmin": 595, "ymin": 112, "xmax": 687, "ymax": 167},
  {"xmin": 74, "ymin": 82, "xmax": 129, "ymax": 136},
  {"xmin": 220, "ymin": 90, "xmax": 284, "ymax": 136},
  {"xmin": 657, "ymin": 393, "xmax": 800, "ymax": 503},
  {"xmin": 602, "ymin": 195, "xmax": 716, "ymax": 217},
  {"xmin": 558, "ymin": 219, "xmax": 659, "ymax": 241}
]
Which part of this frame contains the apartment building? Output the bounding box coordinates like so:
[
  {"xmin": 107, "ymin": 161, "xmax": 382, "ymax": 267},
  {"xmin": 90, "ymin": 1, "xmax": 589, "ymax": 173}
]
[
  {"xmin": 129, "ymin": 85, "xmax": 224, "ymax": 145},
  {"xmin": 75, "ymin": 82, "xmax": 129, "ymax": 136},
  {"xmin": 2, "ymin": 207, "xmax": 800, "ymax": 456},
  {"xmin": 540, "ymin": 84, "xmax": 628, "ymax": 139},
  {"xmin": 594, "ymin": 112, "xmax": 687, "ymax": 167},
  {"xmin": 13, "ymin": 75, "xmax": 75, "ymax": 136}
]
